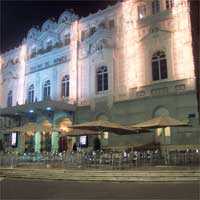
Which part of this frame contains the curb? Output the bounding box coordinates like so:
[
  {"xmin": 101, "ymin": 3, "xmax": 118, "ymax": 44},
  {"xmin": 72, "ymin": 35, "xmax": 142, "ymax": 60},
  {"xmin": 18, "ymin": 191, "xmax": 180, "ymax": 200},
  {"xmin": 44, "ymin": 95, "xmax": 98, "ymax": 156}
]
[{"xmin": 1, "ymin": 168, "xmax": 200, "ymax": 182}]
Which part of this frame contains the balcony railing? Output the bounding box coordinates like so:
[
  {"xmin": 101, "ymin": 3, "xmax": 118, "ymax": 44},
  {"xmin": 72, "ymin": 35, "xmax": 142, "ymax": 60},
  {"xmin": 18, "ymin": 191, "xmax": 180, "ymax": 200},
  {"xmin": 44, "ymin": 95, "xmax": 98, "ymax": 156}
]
[
  {"xmin": 129, "ymin": 78, "xmax": 195, "ymax": 100},
  {"xmin": 28, "ymin": 41, "xmax": 68, "ymax": 60},
  {"xmin": 28, "ymin": 55, "xmax": 69, "ymax": 74}
]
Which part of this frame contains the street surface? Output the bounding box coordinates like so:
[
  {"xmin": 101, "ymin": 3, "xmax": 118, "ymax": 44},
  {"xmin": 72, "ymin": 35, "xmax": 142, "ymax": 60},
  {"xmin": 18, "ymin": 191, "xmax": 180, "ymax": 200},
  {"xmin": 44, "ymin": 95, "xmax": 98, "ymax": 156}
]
[{"xmin": 0, "ymin": 178, "xmax": 199, "ymax": 200}]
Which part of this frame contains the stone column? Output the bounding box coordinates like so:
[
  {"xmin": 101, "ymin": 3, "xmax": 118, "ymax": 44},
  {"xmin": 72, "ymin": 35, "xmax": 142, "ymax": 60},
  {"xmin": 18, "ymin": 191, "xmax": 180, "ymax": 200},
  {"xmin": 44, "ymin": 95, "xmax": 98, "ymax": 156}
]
[
  {"xmin": 51, "ymin": 131, "xmax": 59, "ymax": 153},
  {"xmin": 34, "ymin": 132, "xmax": 41, "ymax": 153}
]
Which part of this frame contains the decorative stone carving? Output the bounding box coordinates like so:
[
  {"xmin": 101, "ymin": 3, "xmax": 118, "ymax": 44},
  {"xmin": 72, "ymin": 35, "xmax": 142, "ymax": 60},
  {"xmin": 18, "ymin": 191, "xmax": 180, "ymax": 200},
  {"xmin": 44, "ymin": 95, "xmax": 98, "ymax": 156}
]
[
  {"xmin": 58, "ymin": 10, "xmax": 78, "ymax": 25},
  {"xmin": 90, "ymin": 38, "xmax": 111, "ymax": 54},
  {"xmin": 27, "ymin": 27, "xmax": 40, "ymax": 41},
  {"xmin": 41, "ymin": 19, "xmax": 57, "ymax": 32}
]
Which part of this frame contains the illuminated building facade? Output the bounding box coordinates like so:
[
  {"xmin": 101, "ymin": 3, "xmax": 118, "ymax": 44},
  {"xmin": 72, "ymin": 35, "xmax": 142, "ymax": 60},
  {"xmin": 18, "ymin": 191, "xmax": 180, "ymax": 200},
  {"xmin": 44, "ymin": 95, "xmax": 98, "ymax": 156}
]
[{"xmin": 0, "ymin": 0, "xmax": 199, "ymax": 153}]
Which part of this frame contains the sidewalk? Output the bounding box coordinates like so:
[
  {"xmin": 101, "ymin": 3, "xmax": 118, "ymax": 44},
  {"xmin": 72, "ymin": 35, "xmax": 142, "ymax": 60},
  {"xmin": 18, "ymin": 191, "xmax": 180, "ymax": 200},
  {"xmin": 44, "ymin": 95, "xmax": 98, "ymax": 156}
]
[{"xmin": 1, "ymin": 167, "xmax": 199, "ymax": 182}]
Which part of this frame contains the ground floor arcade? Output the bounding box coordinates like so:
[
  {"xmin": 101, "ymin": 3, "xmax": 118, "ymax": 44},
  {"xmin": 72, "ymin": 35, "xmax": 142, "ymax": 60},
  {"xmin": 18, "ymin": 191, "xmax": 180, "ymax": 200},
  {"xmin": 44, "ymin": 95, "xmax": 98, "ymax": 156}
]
[{"xmin": 0, "ymin": 90, "xmax": 200, "ymax": 154}]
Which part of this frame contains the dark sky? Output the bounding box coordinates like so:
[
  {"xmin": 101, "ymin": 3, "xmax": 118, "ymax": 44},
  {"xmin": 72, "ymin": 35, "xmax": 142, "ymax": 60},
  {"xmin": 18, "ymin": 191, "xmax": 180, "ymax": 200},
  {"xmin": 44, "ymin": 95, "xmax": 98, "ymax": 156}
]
[{"xmin": 0, "ymin": 0, "xmax": 118, "ymax": 54}]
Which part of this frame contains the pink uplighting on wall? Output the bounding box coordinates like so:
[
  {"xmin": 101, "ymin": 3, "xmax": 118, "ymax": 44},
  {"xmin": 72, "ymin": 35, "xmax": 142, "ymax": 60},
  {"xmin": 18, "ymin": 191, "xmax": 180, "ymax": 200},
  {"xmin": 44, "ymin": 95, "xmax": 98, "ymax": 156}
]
[{"xmin": 17, "ymin": 44, "xmax": 27, "ymax": 105}]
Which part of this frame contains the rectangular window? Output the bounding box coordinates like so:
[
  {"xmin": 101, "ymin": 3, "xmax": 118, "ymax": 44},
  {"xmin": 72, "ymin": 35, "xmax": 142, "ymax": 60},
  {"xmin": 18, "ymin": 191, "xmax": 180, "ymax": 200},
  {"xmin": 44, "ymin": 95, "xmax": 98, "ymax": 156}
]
[
  {"xmin": 90, "ymin": 27, "xmax": 96, "ymax": 36},
  {"xmin": 97, "ymin": 74, "xmax": 103, "ymax": 92},
  {"xmin": 138, "ymin": 5, "xmax": 147, "ymax": 19},
  {"xmin": 64, "ymin": 34, "xmax": 70, "ymax": 46},
  {"xmin": 81, "ymin": 31, "xmax": 86, "ymax": 41},
  {"xmin": 109, "ymin": 19, "xmax": 115, "ymax": 29},
  {"xmin": 160, "ymin": 59, "xmax": 168, "ymax": 79},
  {"xmin": 0, "ymin": 119, "xmax": 2, "ymax": 128},
  {"xmin": 28, "ymin": 91, "xmax": 34, "ymax": 103},
  {"xmin": 166, "ymin": 0, "xmax": 174, "ymax": 10},
  {"xmin": 152, "ymin": 61, "xmax": 160, "ymax": 81},
  {"xmin": 152, "ymin": 0, "xmax": 160, "ymax": 15},
  {"xmin": 66, "ymin": 82, "xmax": 69, "ymax": 97},
  {"xmin": 44, "ymin": 87, "xmax": 50, "ymax": 100},
  {"xmin": 103, "ymin": 73, "xmax": 108, "ymax": 90}
]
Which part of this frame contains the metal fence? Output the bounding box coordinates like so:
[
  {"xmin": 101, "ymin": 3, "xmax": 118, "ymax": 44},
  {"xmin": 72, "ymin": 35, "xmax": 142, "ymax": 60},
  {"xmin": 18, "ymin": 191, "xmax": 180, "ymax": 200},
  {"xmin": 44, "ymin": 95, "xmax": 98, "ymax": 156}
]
[{"xmin": 0, "ymin": 149, "xmax": 199, "ymax": 169}]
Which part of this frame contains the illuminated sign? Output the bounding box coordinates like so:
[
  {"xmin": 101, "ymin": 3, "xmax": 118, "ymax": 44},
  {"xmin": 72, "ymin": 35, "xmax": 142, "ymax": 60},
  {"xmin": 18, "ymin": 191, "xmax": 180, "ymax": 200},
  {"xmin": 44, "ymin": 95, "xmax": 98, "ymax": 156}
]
[
  {"xmin": 80, "ymin": 136, "xmax": 87, "ymax": 146},
  {"xmin": 11, "ymin": 132, "xmax": 17, "ymax": 147}
]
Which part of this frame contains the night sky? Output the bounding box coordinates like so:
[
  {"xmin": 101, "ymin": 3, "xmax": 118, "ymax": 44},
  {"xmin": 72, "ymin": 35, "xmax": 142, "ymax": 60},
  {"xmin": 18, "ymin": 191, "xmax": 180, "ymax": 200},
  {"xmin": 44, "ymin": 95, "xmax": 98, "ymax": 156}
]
[{"xmin": 0, "ymin": 0, "xmax": 118, "ymax": 54}]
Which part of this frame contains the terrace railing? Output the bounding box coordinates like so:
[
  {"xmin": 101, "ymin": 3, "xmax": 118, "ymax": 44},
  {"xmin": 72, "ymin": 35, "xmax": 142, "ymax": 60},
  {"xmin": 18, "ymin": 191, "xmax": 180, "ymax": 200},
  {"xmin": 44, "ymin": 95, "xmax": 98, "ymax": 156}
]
[{"xmin": 0, "ymin": 149, "xmax": 199, "ymax": 169}]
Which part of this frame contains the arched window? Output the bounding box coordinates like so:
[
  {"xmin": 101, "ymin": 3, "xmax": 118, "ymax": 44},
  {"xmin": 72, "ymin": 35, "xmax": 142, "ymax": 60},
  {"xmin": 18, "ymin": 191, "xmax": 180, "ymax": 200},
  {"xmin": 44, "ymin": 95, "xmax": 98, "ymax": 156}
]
[
  {"xmin": 166, "ymin": 0, "xmax": 174, "ymax": 10},
  {"xmin": 61, "ymin": 75, "xmax": 70, "ymax": 98},
  {"xmin": 152, "ymin": 51, "xmax": 168, "ymax": 81},
  {"xmin": 152, "ymin": 0, "xmax": 160, "ymax": 15},
  {"xmin": 43, "ymin": 80, "xmax": 51, "ymax": 100},
  {"xmin": 7, "ymin": 90, "xmax": 12, "ymax": 107},
  {"xmin": 138, "ymin": 4, "xmax": 147, "ymax": 19},
  {"xmin": 28, "ymin": 84, "xmax": 34, "ymax": 103},
  {"xmin": 96, "ymin": 66, "xmax": 108, "ymax": 92}
]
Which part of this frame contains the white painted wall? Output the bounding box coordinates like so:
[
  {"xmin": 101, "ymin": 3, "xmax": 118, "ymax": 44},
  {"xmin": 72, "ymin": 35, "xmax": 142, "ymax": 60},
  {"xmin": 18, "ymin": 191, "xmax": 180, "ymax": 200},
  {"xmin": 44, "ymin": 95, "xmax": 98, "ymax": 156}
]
[{"xmin": 0, "ymin": 0, "xmax": 195, "ymax": 110}]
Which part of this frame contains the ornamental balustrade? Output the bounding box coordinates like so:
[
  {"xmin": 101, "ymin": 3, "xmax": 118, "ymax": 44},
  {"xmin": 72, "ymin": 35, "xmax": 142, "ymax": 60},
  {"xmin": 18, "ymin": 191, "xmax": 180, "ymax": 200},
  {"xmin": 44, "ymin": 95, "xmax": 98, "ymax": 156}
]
[
  {"xmin": 28, "ymin": 41, "xmax": 69, "ymax": 60},
  {"xmin": 129, "ymin": 78, "xmax": 195, "ymax": 100},
  {"xmin": 28, "ymin": 55, "xmax": 69, "ymax": 74}
]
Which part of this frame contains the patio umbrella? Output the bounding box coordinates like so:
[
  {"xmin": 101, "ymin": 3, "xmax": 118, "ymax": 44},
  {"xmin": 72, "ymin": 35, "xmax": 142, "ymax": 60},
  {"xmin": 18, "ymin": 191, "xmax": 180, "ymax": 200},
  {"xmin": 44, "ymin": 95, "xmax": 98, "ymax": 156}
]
[
  {"xmin": 131, "ymin": 116, "xmax": 189, "ymax": 129},
  {"xmin": 131, "ymin": 116, "xmax": 189, "ymax": 164},
  {"xmin": 69, "ymin": 119, "xmax": 148, "ymax": 135},
  {"xmin": 53, "ymin": 128, "xmax": 99, "ymax": 137}
]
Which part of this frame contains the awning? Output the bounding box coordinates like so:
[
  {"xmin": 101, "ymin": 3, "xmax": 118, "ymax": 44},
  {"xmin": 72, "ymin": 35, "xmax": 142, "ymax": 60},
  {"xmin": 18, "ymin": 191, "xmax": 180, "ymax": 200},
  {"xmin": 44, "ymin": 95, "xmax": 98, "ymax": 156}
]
[{"xmin": 0, "ymin": 100, "xmax": 76, "ymax": 117}]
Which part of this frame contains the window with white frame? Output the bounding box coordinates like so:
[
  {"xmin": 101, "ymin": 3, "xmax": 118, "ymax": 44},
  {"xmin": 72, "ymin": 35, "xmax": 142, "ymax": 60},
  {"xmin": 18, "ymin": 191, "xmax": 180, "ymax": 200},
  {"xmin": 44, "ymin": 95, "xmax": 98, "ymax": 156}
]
[
  {"xmin": 152, "ymin": 0, "xmax": 160, "ymax": 15},
  {"xmin": 7, "ymin": 90, "xmax": 12, "ymax": 107},
  {"xmin": 138, "ymin": 4, "xmax": 147, "ymax": 19},
  {"xmin": 152, "ymin": 51, "xmax": 168, "ymax": 81},
  {"xmin": 43, "ymin": 80, "xmax": 51, "ymax": 100},
  {"xmin": 28, "ymin": 84, "xmax": 34, "ymax": 103},
  {"xmin": 96, "ymin": 66, "xmax": 108, "ymax": 92},
  {"xmin": 61, "ymin": 75, "xmax": 70, "ymax": 98}
]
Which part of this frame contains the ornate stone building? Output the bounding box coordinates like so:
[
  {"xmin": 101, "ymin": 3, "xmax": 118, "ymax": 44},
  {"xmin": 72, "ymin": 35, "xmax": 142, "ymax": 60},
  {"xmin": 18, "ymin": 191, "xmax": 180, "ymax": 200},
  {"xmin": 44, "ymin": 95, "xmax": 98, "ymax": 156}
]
[{"xmin": 0, "ymin": 0, "xmax": 199, "ymax": 153}]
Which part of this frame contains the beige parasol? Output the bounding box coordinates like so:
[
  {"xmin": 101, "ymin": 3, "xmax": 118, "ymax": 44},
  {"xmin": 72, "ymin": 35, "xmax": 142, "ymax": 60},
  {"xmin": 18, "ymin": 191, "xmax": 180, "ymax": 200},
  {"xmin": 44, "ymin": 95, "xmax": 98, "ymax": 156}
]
[
  {"xmin": 131, "ymin": 116, "xmax": 189, "ymax": 164},
  {"xmin": 53, "ymin": 127, "xmax": 99, "ymax": 137},
  {"xmin": 69, "ymin": 119, "xmax": 148, "ymax": 135},
  {"xmin": 131, "ymin": 116, "xmax": 189, "ymax": 129}
]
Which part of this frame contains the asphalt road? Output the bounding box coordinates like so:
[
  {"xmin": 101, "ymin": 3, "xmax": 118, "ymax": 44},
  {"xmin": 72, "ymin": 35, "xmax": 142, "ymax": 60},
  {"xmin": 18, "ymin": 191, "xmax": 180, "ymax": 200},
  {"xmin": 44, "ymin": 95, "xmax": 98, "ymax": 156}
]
[{"xmin": 0, "ymin": 178, "xmax": 199, "ymax": 200}]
